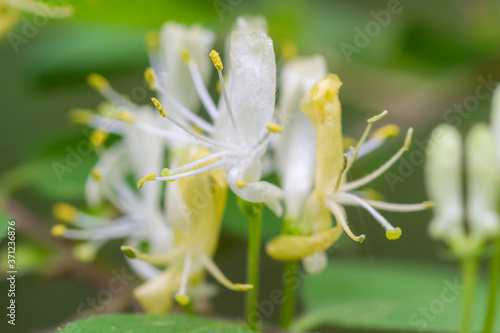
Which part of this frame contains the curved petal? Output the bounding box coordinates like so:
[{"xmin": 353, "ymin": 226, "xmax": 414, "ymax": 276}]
[{"xmin": 216, "ymin": 31, "xmax": 276, "ymax": 147}]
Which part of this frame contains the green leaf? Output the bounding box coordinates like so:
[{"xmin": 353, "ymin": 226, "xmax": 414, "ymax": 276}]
[
  {"xmin": 296, "ymin": 259, "xmax": 500, "ymax": 332},
  {"xmin": 60, "ymin": 314, "xmax": 255, "ymax": 333}
]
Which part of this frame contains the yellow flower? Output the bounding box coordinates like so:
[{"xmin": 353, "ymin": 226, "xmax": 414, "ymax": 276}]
[
  {"xmin": 267, "ymin": 74, "xmax": 431, "ymax": 264},
  {"xmin": 123, "ymin": 146, "xmax": 251, "ymax": 314}
]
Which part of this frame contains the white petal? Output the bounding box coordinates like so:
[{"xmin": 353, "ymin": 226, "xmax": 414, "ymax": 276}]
[
  {"xmin": 216, "ymin": 31, "xmax": 276, "ymax": 147},
  {"xmin": 277, "ymin": 56, "xmax": 327, "ymax": 219},
  {"xmin": 228, "ymin": 165, "xmax": 283, "ymax": 216},
  {"xmin": 466, "ymin": 124, "xmax": 500, "ymax": 238},
  {"xmin": 158, "ymin": 22, "xmax": 215, "ymax": 112},
  {"xmin": 233, "ymin": 15, "xmax": 268, "ymax": 34},
  {"xmin": 425, "ymin": 124, "xmax": 464, "ymax": 240}
]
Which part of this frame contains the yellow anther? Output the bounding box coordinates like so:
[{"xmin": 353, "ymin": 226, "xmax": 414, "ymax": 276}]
[
  {"xmin": 175, "ymin": 294, "xmax": 191, "ymax": 306},
  {"xmin": 386, "ymin": 227, "xmax": 402, "ymax": 240},
  {"xmin": 209, "ymin": 50, "xmax": 223, "ymax": 70},
  {"xmin": 145, "ymin": 31, "xmax": 159, "ymax": 50},
  {"xmin": 235, "ymin": 180, "xmax": 246, "ymax": 188},
  {"xmin": 281, "ymin": 41, "xmax": 297, "ymax": 61},
  {"xmin": 116, "ymin": 111, "xmax": 135, "ymax": 123},
  {"xmin": 234, "ymin": 284, "xmax": 253, "ymax": 291},
  {"xmin": 69, "ymin": 109, "xmax": 94, "ymax": 124},
  {"xmin": 51, "ymin": 224, "xmax": 67, "ymax": 237},
  {"xmin": 137, "ymin": 173, "xmax": 156, "ymax": 189},
  {"xmin": 90, "ymin": 129, "xmax": 109, "ymax": 148},
  {"xmin": 120, "ymin": 245, "xmax": 137, "ymax": 259},
  {"xmin": 266, "ymin": 123, "xmax": 283, "ymax": 133},
  {"xmin": 91, "ymin": 168, "xmax": 101, "ymax": 182},
  {"xmin": 424, "ymin": 201, "xmax": 434, "ymax": 209},
  {"xmin": 151, "ymin": 97, "xmax": 166, "ymax": 117},
  {"xmin": 87, "ymin": 73, "xmax": 110, "ymax": 91},
  {"xmin": 145, "ymin": 68, "xmax": 157, "ymax": 91},
  {"xmin": 181, "ymin": 48, "xmax": 192, "ymax": 63},
  {"xmin": 404, "ymin": 127, "xmax": 413, "ymax": 151},
  {"xmin": 52, "ymin": 203, "xmax": 78, "ymax": 223},
  {"xmin": 372, "ymin": 124, "xmax": 400, "ymax": 140},
  {"xmin": 191, "ymin": 125, "xmax": 203, "ymax": 135}
]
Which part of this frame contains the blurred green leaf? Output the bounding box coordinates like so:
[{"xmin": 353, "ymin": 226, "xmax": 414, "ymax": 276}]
[
  {"xmin": 60, "ymin": 314, "xmax": 255, "ymax": 332},
  {"xmin": 295, "ymin": 259, "xmax": 500, "ymax": 332},
  {"xmin": 0, "ymin": 241, "xmax": 53, "ymax": 275}
]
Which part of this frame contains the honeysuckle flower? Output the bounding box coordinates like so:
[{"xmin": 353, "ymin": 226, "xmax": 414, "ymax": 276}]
[
  {"xmin": 426, "ymin": 124, "xmax": 500, "ymax": 244},
  {"xmin": 0, "ymin": 0, "xmax": 73, "ymax": 37},
  {"xmin": 266, "ymin": 74, "xmax": 431, "ymax": 263},
  {"xmin": 121, "ymin": 146, "xmax": 251, "ymax": 314},
  {"xmin": 137, "ymin": 28, "xmax": 284, "ymax": 216}
]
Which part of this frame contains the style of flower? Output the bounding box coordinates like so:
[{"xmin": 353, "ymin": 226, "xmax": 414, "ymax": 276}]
[
  {"xmin": 121, "ymin": 146, "xmax": 251, "ymax": 314},
  {"xmin": 266, "ymin": 74, "xmax": 431, "ymax": 263},
  {"xmin": 1, "ymin": 0, "xmax": 73, "ymax": 37},
  {"xmin": 136, "ymin": 27, "xmax": 284, "ymax": 216}
]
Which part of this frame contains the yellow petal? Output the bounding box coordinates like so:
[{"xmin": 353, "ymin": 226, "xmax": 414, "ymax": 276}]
[{"xmin": 266, "ymin": 225, "xmax": 343, "ymax": 261}]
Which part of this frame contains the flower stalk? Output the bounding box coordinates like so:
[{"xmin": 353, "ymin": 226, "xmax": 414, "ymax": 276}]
[
  {"xmin": 483, "ymin": 238, "xmax": 500, "ymax": 333},
  {"xmin": 238, "ymin": 198, "xmax": 264, "ymax": 331},
  {"xmin": 280, "ymin": 259, "xmax": 298, "ymax": 329}
]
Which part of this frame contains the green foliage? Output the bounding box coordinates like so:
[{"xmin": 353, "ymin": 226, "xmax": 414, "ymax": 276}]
[
  {"xmin": 60, "ymin": 314, "xmax": 255, "ymax": 333},
  {"xmin": 296, "ymin": 259, "xmax": 500, "ymax": 332}
]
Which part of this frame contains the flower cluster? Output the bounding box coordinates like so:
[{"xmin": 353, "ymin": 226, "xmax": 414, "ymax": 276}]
[{"xmin": 51, "ymin": 16, "xmax": 429, "ymax": 312}]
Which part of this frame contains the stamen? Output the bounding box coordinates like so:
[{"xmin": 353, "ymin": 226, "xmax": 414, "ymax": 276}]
[
  {"xmin": 155, "ymin": 159, "xmax": 236, "ymax": 182},
  {"xmin": 88, "ymin": 73, "xmax": 110, "ymax": 92},
  {"xmin": 120, "ymin": 245, "xmax": 186, "ymax": 265},
  {"xmin": 144, "ymin": 68, "xmax": 157, "ymax": 91},
  {"xmin": 91, "ymin": 168, "xmax": 101, "ymax": 181},
  {"xmin": 336, "ymin": 193, "xmax": 401, "ymax": 240},
  {"xmin": 266, "ymin": 123, "xmax": 283, "ymax": 133},
  {"xmin": 341, "ymin": 128, "xmax": 413, "ymax": 191},
  {"xmin": 181, "ymin": 49, "xmax": 192, "ymax": 64},
  {"xmin": 168, "ymin": 150, "xmax": 238, "ymax": 175},
  {"xmin": 69, "ymin": 109, "xmax": 94, "ymax": 124},
  {"xmin": 51, "ymin": 224, "xmax": 67, "ymax": 237},
  {"xmin": 209, "ymin": 50, "xmax": 223, "ymax": 70},
  {"xmin": 175, "ymin": 252, "xmax": 193, "ymax": 306},
  {"xmin": 137, "ymin": 173, "xmax": 156, "ymax": 189},
  {"xmin": 372, "ymin": 124, "xmax": 400, "ymax": 140},
  {"xmin": 363, "ymin": 200, "xmax": 433, "ymax": 212},
  {"xmin": 115, "ymin": 111, "xmax": 135, "ymax": 123},
  {"xmin": 151, "ymin": 97, "xmax": 166, "ymax": 117},
  {"xmin": 333, "ymin": 155, "xmax": 348, "ymax": 193},
  {"xmin": 134, "ymin": 121, "xmax": 201, "ymax": 146},
  {"xmin": 342, "ymin": 110, "xmax": 388, "ymax": 177},
  {"xmin": 89, "ymin": 129, "xmax": 109, "ymax": 148},
  {"xmin": 52, "ymin": 203, "xmax": 78, "ymax": 224},
  {"xmin": 150, "ymin": 98, "xmax": 232, "ymax": 150},
  {"xmin": 186, "ymin": 59, "xmax": 219, "ymax": 120},
  {"xmin": 59, "ymin": 221, "xmax": 140, "ymax": 240},
  {"xmin": 200, "ymin": 254, "xmax": 253, "ymax": 291},
  {"xmin": 325, "ymin": 200, "xmax": 365, "ymax": 243}
]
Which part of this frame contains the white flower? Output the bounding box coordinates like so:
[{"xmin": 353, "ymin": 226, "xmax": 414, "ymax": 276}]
[
  {"xmin": 267, "ymin": 74, "xmax": 431, "ymax": 262},
  {"xmin": 137, "ymin": 27, "xmax": 284, "ymax": 215},
  {"xmin": 52, "ymin": 22, "xmax": 216, "ymax": 278},
  {"xmin": 121, "ymin": 146, "xmax": 251, "ymax": 314},
  {"xmin": 426, "ymin": 123, "xmax": 500, "ymax": 242}
]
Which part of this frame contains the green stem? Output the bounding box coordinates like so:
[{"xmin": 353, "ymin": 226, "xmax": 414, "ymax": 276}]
[
  {"xmin": 280, "ymin": 260, "xmax": 298, "ymax": 329},
  {"xmin": 483, "ymin": 238, "xmax": 500, "ymax": 333},
  {"xmin": 238, "ymin": 199, "xmax": 263, "ymax": 332},
  {"xmin": 460, "ymin": 255, "xmax": 479, "ymax": 333}
]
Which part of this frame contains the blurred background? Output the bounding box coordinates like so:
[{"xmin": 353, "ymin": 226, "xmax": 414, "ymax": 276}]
[{"xmin": 1, "ymin": 0, "xmax": 500, "ymax": 332}]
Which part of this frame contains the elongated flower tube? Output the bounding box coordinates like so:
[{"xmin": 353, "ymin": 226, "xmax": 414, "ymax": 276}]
[
  {"xmin": 123, "ymin": 146, "xmax": 251, "ymax": 314},
  {"xmin": 425, "ymin": 125, "xmax": 465, "ymax": 241},
  {"xmin": 136, "ymin": 27, "xmax": 284, "ymax": 215},
  {"xmin": 267, "ymin": 74, "xmax": 431, "ymax": 263},
  {"xmin": 1, "ymin": 0, "xmax": 73, "ymax": 37}
]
